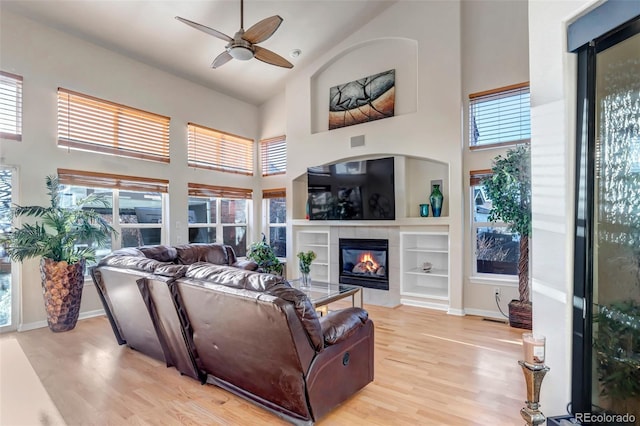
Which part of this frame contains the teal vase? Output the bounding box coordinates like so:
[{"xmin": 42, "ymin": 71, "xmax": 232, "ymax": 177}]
[{"xmin": 429, "ymin": 184, "xmax": 443, "ymax": 217}]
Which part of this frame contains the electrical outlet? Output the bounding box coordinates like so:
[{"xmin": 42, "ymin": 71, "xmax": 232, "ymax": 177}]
[{"xmin": 494, "ymin": 287, "xmax": 501, "ymax": 298}]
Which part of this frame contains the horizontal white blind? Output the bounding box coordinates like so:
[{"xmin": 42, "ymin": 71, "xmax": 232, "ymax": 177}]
[
  {"xmin": 57, "ymin": 88, "xmax": 170, "ymax": 163},
  {"xmin": 188, "ymin": 122, "xmax": 254, "ymax": 175},
  {"xmin": 58, "ymin": 168, "xmax": 169, "ymax": 193},
  {"xmin": 260, "ymin": 135, "xmax": 286, "ymax": 176},
  {"xmin": 0, "ymin": 71, "xmax": 23, "ymax": 141},
  {"xmin": 188, "ymin": 182, "xmax": 252, "ymax": 199},
  {"xmin": 469, "ymin": 82, "xmax": 530, "ymax": 149}
]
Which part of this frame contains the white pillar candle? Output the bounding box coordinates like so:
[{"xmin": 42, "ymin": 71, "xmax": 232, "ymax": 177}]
[{"xmin": 522, "ymin": 333, "xmax": 545, "ymax": 365}]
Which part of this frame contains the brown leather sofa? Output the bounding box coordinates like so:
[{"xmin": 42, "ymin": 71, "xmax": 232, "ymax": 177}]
[{"xmin": 91, "ymin": 243, "xmax": 374, "ymax": 425}]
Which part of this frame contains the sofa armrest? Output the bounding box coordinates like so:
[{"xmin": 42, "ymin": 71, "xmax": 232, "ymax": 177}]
[
  {"xmin": 232, "ymin": 259, "xmax": 259, "ymax": 271},
  {"xmin": 319, "ymin": 307, "xmax": 368, "ymax": 346}
]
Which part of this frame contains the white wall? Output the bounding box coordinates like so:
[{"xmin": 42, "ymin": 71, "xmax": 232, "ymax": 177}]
[
  {"xmin": 528, "ymin": 0, "xmax": 597, "ymax": 416},
  {"xmin": 282, "ymin": 0, "xmax": 464, "ymax": 312},
  {"xmin": 0, "ymin": 10, "xmax": 259, "ymax": 329},
  {"xmin": 461, "ymin": 0, "xmax": 530, "ymax": 318}
]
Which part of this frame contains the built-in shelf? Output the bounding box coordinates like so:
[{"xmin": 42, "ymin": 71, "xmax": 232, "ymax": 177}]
[
  {"xmin": 400, "ymin": 232, "xmax": 449, "ymax": 306},
  {"xmin": 295, "ymin": 230, "xmax": 330, "ymax": 283}
]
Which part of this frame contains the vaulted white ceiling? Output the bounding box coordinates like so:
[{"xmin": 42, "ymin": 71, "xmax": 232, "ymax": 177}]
[{"xmin": 2, "ymin": 0, "xmax": 396, "ymax": 105}]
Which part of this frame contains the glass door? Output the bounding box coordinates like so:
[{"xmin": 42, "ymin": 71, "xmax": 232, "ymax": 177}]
[
  {"xmin": 0, "ymin": 167, "xmax": 16, "ymax": 332},
  {"xmin": 591, "ymin": 27, "xmax": 640, "ymax": 420}
]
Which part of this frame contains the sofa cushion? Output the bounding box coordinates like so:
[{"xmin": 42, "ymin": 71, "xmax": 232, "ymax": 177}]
[
  {"xmin": 185, "ymin": 263, "xmax": 283, "ymax": 291},
  {"xmin": 103, "ymin": 247, "xmax": 145, "ymax": 258},
  {"xmin": 267, "ymin": 283, "xmax": 323, "ymax": 352},
  {"xmin": 154, "ymin": 264, "xmax": 189, "ymax": 278},
  {"xmin": 319, "ymin": 307, "xmax": 369, "ymax": 346},
  {"xmin": 175, "ymin": 244, "xmax": 229, "ymax": 265},
  {"xmin": 139, "ymin": 245, "xmax": 178, "ymax": 263},
  {"xmin": 99, "ymin": 255, "xmax": 172, "ymax": 273}
]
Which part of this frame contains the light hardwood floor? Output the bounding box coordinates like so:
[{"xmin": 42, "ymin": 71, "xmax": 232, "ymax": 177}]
[{"xmin": 12, "ymin": 305, "xmax": 527, "ymax": 425}]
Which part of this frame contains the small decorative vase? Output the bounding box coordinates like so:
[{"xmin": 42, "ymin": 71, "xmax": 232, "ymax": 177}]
[
  {"xmin": 299, "ymin": 261, "xmax": 312, "ymax": 288},
  {"xmin": 419, "ymin": 203, "xmax": 430, "ymax": 217},
  {"xmin": 429, "ymin": 184, "xmax": 444, "ymax": 217},
  {"xmin": 300, "ymin": 272, "xmax": 312, "ymax": 288}
]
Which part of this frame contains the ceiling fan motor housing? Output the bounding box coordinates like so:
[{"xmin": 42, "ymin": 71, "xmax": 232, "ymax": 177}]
[{"xmin": 227, "ymin": 32, "xmax": 255, "ymax": 60}]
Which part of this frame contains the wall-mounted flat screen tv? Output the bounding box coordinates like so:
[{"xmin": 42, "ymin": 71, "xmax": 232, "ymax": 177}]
[{"xmin": 307, "ymin": 157, "xmax": 395, "ymax": 220}]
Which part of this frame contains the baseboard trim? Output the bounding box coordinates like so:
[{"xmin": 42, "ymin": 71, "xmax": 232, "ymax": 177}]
[
  {"xmin": 18, "ymin": 309, "xmax": 105, "ymax": 332},
  {"xmin": 447, "ymin": 308, "xmax": 465, "ymax": 316},
  {"xmin": 401, "ymin": 299, "xmax": 449, "ymax": 311},
  {"xmin": 464, "ymin": 308, "xmax": 509, "ymax": 321}
]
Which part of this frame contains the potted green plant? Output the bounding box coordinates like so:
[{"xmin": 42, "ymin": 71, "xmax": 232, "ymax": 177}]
[
  {"xmin": 3, "ymin": 175, "xmax": 115, "ymax": 332},
  {"xmin": 482, "ymin": 144, "xmax": 532, "ymax": 329},
  {"xmin": 247, "ymin": 234, "xmax": 283, "ymax": 275},
  {"xmin": 297, "ymin": 250, "xmax": 316, "ymax": 287},
  {"xmin": 593, "ymin": 300, "xmax": 640, "ymax": 420}
]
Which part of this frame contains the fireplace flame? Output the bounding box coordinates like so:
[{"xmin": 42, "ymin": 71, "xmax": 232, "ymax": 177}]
[{"xmin": 358, "ymin": 252, "xmax": 379, "ymax": 273}]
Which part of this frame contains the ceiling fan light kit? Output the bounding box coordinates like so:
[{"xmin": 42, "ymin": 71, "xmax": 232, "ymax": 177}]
[{"xmin": 176, "ymin": 0, "xmax": 293, "ymax": 69}]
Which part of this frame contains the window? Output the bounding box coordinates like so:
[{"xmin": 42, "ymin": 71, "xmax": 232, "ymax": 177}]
[
  {"xmin": 470, "ymin": 170, "xmax": 519, "ymax": 276},
  {"xmin": 469, "ymin": 82, "xmax": 530, "ymax": 150},
  {"xmin": 187, "ymin": 122, "xmax": 254, "ymax": 175},
  {"xmin": 260, "ymin": 135, "xmax": 286, "ymax": 176},
  {"xmin": 188, "ymin": 183, "xmax": 252, "ymax": 257},
  {"xmin": 0, "ymin": 168, "xmax": 16, "ymax": 330},
  {"xmin": 0, "ymin": 71, "xmax": 23, "ymax": 141},
  {"xmin": 263, "ymin": 188, "xmax": 286, "ymax": 258},
  {"xmin": 57, "ymin": 169, "xmax": 169, "ymax": 266},
  {"xmin": 57, "ymin": 88, "xmax": 170, "ymax": 163}
]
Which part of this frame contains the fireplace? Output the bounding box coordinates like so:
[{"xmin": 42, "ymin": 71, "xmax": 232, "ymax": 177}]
[{"xmin": 339, "ymin": 238, "xmax": 389, "ymax": 290}]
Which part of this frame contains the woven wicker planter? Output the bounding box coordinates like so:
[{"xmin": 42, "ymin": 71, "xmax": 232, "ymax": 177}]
[
  {"xmin": 40, "ymin": 258, "xmax": 86, "ymax": 332},
  {"xmin": 508, "ymin": 299, "xmax": 532, "ymax": 330}
]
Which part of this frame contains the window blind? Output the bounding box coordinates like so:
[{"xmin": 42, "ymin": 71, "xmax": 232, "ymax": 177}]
[
  {"xmin": 262, "ymin": 188, "xmax": 286, "ymax": 199},
  {"xmin": 469, "ymin": 82, "xmax": 530, "ymax": 150},
  {"xmin": 188, "ymin": 122, "xmax": 254, "ymax": 175},
  {"xmin": 58, "ymin": 168, "xmax": 169, "ymax": 193},
  {"xmin": 188, "ymin": 182, "xmax": 252, "ymax": 199},
  {"xmin": 0, "ymin": 71, "xmax": 23, "ymax": 141},
  {"xmin": 469, "ymin": 169, "xmax": 493, "ymax": 186},
  {"xmin": 260, "ymin": 135, "xmax": 286, "ymax": 176},
  {"xmin": 57, "ymin": 88, "xmax": 170, "ymax": 163}
]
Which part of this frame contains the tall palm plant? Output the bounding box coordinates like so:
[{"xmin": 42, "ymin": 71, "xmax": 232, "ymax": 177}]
[{"xmin": 4, "ymin": 175, "xmax": 115, "ymax": 331}]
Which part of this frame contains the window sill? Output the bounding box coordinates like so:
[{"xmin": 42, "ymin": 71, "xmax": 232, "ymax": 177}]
[
  {"xmin": 469, "ymin": 139, "xmax": 530, "ymax": 151},
  {"xmin": 469, "ymin": 275, "xmax": 518, "ymax": 287}
]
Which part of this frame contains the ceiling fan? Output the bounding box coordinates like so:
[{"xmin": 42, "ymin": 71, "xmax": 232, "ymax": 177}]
[{"xmin": 176, "ymin": 0, "xmax": 293, "ymax": 69}]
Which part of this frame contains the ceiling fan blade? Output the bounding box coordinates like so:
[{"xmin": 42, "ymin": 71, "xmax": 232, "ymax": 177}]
[
  {"xmin": 243, "ymin": 15, "xmax": 283, "ymax": 44},
  {"xmin": 211, "ymin": 51, "xmax": 233, "ymax": 69},
  {"xmin": 175, "ymin": 16, "xmax": 232, "ymax": 43},
  {"xmin": 254, "ymin": 46, "xmax": 293, "ymax": 69}
]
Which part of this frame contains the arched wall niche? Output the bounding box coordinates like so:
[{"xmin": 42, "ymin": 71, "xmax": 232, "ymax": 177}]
[
  {"xmin": 309, "ymin": 37, "xmax": 418, "ymax": 134},
  {"xmin": 291, "ymin": 154, "xmax": 448, "ymax": 221}
]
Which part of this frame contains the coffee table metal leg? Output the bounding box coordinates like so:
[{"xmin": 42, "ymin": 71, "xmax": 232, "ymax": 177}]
[{"xmin": 353, "ymin": 288, "xmax": 363, "ymax": 308}]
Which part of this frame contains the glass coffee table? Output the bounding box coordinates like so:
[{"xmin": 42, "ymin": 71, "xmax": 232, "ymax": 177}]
[{"xmin": 289, "ymin": 279, "xmax": 363, "ymax": 310}]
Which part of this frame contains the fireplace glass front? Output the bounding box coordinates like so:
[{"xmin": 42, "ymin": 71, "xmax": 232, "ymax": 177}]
[{"xmin": 339, "ymin": 238, "xmax": 389, "ymax": 290}]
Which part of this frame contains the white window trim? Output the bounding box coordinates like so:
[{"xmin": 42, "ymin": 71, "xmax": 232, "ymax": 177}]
[
  {"xmin": 470, "ymin": 188, "xmax": 519, "ymax": 282},
  {"xmin": 189, "ymin": 196, "xmax": 251, "ymax": 256},
  {"xmin": 262, "ymin": 198, "xmax": 286, "ymax": 260}
]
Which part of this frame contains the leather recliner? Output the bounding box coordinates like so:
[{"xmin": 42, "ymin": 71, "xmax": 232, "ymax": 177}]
[{"xmin": 91, "ymin": 243, "xmax": 374, "ymax": 425}]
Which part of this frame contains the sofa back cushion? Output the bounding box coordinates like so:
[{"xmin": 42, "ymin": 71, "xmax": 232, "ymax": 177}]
[
  {"xmin": 184, "ymin": 263, "xmax": 323, "ymax": 351},
  {"xmin": 185, "ymin": 263, "xmax": 283, "ymax": 292},
  {"xmin": 175, "ymin": 244, "xmax": 230, "ymax": 265},
  {"xmin": 139, "ymin": 245, "xmax": 178, "ymax": 262},
  {"xmin": 99, "ymin": 254, "xmax": 172, "ymax": 273}
]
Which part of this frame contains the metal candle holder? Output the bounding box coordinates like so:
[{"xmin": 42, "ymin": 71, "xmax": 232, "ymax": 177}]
[{"xmin": 518, "ymin": 360, "xmax": 550, "ymax": 426}]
